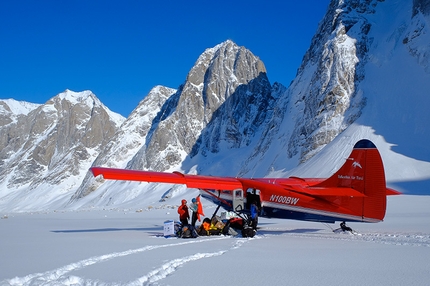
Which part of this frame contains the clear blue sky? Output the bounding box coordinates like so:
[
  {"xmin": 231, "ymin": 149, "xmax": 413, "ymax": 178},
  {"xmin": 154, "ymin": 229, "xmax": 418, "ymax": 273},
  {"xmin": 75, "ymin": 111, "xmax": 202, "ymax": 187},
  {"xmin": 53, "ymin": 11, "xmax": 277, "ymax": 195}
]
[{"xmin": 0, "ymin": 0, "xmax": 330, "ymax": 117}]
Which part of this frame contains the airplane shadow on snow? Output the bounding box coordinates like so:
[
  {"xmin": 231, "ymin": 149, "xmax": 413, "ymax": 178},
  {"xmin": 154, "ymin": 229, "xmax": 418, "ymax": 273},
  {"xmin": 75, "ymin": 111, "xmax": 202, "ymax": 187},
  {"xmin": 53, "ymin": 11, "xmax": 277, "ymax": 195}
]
[
  {"xmin": 256, "ymin": 228, "xmax": 323, "ymax": 235},
  {"xmin": 51, "ymin": 222, "xmax": 323, "ymax": 237},
  {"xmin": 254, "ymin": 222, "xmax": 323, "ymax": 235},
  {"xmin": 51, "ymin": 225, "xmax": 163, "ymax": 234}
]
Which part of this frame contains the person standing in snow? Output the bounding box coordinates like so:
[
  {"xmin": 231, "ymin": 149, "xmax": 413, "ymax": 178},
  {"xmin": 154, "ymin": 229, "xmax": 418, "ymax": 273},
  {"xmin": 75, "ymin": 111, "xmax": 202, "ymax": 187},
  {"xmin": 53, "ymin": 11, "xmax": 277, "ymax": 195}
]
[
  {"xmin": 189, "ymin": 197, "xmax": 199, "ymax": 227},
  {"xmin": 178, "ymin": 199, "xmax": 189, "ymax": 226},
  {"xmin": 249, "ymin": 201, "xmax": 259, "ymax": 230}
]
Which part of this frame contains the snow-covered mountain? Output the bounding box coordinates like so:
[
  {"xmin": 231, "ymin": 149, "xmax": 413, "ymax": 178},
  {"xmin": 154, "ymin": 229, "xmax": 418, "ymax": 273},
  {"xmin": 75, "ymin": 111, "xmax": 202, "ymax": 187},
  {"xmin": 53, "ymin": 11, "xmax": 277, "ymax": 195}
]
[
  {"xmin": 71, "ymin": 40, "xmax": 279, "ymax": 207},
  {"xmin": 1, "ymin": 0, "xmax": 430, "ymax": 212},
  {"xmin": 0, "ymin": 90, "xmax": 125, "ymax": 210},
  {"xmin": 70, "ymin": 85, "xmax": 176, "ymax": 201}
]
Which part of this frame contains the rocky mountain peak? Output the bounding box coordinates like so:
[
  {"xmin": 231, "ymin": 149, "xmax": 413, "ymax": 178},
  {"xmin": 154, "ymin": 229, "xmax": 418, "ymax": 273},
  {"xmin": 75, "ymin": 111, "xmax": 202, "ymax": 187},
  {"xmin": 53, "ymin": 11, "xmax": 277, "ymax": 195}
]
[
  {"xmin": 136, "ymin": 40, "xmax": 273, "ymax": 172},
  {"xmin": 69, "ymin": 40, "xmax": 277, "ymax": 202},
  {"xmin": 58, "ymin": 89, "xmax": 93, "ymax": 100},
  {"xmin": 0, "ymin": 90, "xmax": 124, "ymax": 200}
]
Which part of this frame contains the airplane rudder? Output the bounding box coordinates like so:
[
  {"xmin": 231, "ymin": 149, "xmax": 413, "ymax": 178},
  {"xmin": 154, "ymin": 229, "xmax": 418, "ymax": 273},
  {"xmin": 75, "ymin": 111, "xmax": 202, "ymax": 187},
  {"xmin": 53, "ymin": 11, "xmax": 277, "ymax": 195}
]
[
  {"xmin": 320, "ymin": 139, "xmax": 387, "ymax": 221},
  {"xmin": 345, "ymin": 140, "xmax": 387, "ymax": 221},
  {"xmin": 363, "ymin": 146, "xmax": 387, "ymax": 220}
]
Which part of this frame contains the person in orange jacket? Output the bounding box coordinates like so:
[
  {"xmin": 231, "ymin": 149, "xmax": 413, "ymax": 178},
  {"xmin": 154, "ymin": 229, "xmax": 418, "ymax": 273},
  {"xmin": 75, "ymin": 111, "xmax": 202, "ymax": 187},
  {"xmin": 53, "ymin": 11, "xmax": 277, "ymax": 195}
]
[{"xmin": 177, "ymin": 199, "xmax": 190, "ymax": 226}]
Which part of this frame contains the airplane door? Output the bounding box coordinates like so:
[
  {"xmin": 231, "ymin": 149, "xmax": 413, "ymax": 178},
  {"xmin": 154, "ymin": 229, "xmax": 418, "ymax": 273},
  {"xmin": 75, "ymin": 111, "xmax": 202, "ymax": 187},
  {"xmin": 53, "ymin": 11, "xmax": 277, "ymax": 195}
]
[{"xmin": 233, "ymin": 189, "xmax": 244, "ymax": 212}]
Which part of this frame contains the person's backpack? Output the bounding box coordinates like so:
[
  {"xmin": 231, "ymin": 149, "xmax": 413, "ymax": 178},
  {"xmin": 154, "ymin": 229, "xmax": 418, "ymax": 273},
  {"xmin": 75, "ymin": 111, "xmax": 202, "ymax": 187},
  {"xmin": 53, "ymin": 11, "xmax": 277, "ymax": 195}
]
[
  {"xmin": 180, "ymin": 225, "xmax": 198, "ymax": 238},
  {"xmin": 180, "ymin": 226, "xmax": 192, "ymax": 238}
]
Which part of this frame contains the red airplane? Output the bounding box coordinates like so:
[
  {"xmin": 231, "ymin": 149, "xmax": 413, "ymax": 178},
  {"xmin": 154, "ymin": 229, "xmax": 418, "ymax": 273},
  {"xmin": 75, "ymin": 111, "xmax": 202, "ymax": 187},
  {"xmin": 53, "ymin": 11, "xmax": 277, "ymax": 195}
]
[{"xmin": 91, "ymin": 139, "xmax": 400, "ymax": 228}]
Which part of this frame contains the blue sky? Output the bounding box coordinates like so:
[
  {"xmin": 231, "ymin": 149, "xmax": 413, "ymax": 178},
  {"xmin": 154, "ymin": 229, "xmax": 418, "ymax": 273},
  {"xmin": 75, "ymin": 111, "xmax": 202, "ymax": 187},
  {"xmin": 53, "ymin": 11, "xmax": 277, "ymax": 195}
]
[{"xmin": 0, "ymin": 0, "xmax": 330, "ymax": 117}]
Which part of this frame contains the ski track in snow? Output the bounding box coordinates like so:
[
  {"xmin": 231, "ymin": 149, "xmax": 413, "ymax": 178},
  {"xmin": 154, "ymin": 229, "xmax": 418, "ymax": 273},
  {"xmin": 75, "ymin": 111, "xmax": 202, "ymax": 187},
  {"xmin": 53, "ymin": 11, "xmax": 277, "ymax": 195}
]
[
  {"xmin": 334, "ymin": 232, "xmax": 430, "ymax": 247},
  {"xmin": 267, "ymin": 230, "xmax": 430, "ymax": 247},
  {"xmin": 2, "ymin": 236, "xmax": 248, "ymax": 286},
  {"xmin": 3, "ymin": 229, "xmax": 429, "ymax": 285}
]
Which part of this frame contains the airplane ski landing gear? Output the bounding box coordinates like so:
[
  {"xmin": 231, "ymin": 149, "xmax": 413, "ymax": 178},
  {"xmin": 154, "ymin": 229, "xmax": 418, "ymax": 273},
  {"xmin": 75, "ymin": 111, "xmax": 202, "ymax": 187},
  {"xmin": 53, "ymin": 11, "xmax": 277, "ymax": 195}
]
[
  {"xmin": 340, "ymin": 221, "xmax": 353, "ymax": 232},
  {"xmin": 329, "ymin": 221, "xmax": 359, "ymax": 235}
]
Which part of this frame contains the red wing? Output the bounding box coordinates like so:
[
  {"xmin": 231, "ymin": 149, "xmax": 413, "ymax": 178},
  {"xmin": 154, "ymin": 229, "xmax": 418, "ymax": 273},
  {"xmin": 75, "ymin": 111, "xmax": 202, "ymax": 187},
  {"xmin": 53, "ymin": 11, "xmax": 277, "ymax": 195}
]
[
  {"xmin": 91, "ymin": 167, "xmax": 366, "ymax": 198},
  {"xmin": 91, "ymin": 167, "xmax": 243, "ymax": 190}
]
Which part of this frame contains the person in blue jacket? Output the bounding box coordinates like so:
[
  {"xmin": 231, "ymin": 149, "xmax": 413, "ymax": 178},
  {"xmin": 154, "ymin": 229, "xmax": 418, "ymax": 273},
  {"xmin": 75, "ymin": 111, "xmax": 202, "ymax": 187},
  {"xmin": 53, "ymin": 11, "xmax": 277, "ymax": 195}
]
[
  {"xmin": 249, "ymin": 201, "xmax": 258, "ymax": 230},
  {"xmin": 189, "ymin": 197, "xmax": 199, "ymax": 227}
]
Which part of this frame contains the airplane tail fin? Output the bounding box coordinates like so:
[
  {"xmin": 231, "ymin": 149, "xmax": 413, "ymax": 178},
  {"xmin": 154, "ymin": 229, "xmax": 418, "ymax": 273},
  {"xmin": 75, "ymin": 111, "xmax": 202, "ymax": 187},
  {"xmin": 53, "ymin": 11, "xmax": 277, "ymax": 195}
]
[{"xmin": 315, "ymin": 139, "xmax": 391, "ymax": 222}]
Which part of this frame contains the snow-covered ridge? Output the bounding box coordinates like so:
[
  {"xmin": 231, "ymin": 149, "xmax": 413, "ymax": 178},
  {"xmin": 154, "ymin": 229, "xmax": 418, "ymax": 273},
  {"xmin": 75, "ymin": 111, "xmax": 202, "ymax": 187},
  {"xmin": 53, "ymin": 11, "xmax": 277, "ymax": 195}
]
[
  {"xmin": 57, "ymin": 89, "xmax": 94, "ymax": 103},
  {"xmin": 0, "ymin": 98, "xmax": 40, "ymax": 115},
  {"xmin": 56, "ymin": 89, "xmax": 125, "ymax": 126}
]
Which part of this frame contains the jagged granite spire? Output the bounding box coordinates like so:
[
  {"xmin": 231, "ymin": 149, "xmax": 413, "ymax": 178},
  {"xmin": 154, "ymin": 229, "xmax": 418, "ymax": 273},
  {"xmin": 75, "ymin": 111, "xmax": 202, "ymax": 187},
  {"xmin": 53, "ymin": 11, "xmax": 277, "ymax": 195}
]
[{"xmin": 126, "ymin": 40, "xmax": 274, "ymax": 172}]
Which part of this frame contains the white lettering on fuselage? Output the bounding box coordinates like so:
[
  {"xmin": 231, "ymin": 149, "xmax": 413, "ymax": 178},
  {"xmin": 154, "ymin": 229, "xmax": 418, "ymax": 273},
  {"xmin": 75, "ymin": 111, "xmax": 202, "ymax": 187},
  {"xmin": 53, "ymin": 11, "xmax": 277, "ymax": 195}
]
[
  {"xmin": 269, "ymin": 195, "xmax": 300, "ymax": 205},
  {"xmin": 338, "ymin": 175, "xmax": 364, "ymax": 180}
]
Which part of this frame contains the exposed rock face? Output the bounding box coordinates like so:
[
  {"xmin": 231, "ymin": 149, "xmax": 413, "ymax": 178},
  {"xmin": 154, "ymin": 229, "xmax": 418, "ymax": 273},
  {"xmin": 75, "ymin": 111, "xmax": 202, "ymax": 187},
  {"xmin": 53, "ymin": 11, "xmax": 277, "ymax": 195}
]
[
  {"xmin": 282, "ymin": 0, "xmax": 381, "ymax": 162},
  {"xmin": 413, "ymin": 0, "xmax": 430, "ymax": 16},
  {"xmin": 190, "ymin": 41, "xmax": 273, "ymax": 155},
  {"xmin": 407, "ymin": 0, "xmax": 430, "ymax": 73},
  {"xmin": 129, "ymin": 40, "xmax": 274, "ymax": 172},
  {"xmin": 69, "ymin": 40, "xmax": 276, "ymax": 201},
  {"xmin": 71, "ymin": 85, "xmax": 176, "ymax": 199},
  {"xmin": 0, "ymin": 90, "xmax": 124, "ymax": 189}
]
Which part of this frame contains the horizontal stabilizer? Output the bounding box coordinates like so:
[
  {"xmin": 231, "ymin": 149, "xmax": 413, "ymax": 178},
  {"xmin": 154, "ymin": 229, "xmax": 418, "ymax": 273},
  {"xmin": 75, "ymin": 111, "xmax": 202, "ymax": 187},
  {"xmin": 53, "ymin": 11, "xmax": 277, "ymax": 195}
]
[{"xmin": 386, "ymin": 188, "xmax": 402, "ymax": 195}]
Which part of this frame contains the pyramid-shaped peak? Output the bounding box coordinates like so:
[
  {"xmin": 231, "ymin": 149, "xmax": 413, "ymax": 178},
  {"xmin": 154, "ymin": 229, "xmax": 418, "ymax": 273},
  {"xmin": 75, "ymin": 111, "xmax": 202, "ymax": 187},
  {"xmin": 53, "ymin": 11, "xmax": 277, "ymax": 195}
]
[
  {"xmin": 201, "ymin": 40, "xmax": 243, "ymax": 57},
  {"xmin": 218, "ymin": 39, "xmax": 237, "ymax": 48},
  {"xmin": 58, "ymin": 89, "xmax": 95, "ymax": 102}
]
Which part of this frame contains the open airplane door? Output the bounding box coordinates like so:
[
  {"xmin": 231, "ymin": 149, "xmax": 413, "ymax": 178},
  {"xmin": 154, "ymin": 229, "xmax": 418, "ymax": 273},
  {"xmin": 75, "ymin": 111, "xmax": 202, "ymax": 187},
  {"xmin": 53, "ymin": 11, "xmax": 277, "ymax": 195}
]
[{"xmin": 233, "ymin": 189, "xmax": 245, "ymax": 212}]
